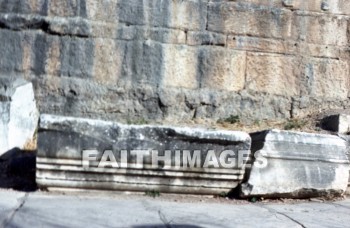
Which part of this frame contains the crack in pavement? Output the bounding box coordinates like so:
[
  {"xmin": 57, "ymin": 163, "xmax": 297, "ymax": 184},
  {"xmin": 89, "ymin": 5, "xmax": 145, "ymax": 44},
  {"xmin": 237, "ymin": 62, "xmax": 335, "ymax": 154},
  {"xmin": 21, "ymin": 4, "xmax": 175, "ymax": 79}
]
[
  {"xmin": 2, "ymin": 193, "xmax": 29, "ymax": 227},
  {"xmin": 141, "ymin": 200, "xmax": 174, "ymax": 227},
  {"xmin": 328, "ymin": 202, "xmax": 350, "ymax": 210},
  {"xmin": 253, "ymin": 204, "xmax": 307, "ymax": 228},
  {"xmin": 158, "ymin": 210, "xmax": 172, "ymax": 228}
]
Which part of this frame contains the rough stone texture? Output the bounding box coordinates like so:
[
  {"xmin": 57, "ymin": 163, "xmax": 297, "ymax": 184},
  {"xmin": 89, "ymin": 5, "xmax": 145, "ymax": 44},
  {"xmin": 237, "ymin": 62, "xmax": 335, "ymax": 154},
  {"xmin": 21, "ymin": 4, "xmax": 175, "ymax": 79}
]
[
  {"xmin": 0, "ymin": 0, "xmax": 349, "ymax": 123},
  {"xmin": 36, "ymin": 114, "xmax": 251, "ymax": 194},
  {"xmin": 245, "ymin": 53, "xmax": 299, "ymax": 96},
  {"xmin": 241, "ymin": 130, "xmax": 350, "ymax": 198},
  {"xmin": 0, "ymin": 79, "xmax": 39, "ymax": 155}
]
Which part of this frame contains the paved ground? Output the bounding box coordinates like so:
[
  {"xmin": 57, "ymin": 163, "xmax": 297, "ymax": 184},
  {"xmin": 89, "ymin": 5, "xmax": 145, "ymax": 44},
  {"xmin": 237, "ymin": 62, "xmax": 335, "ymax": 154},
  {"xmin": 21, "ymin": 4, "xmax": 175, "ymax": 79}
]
[{"xmin": 0, "ymin": 190, "xmax": 350, "ymax": 228}]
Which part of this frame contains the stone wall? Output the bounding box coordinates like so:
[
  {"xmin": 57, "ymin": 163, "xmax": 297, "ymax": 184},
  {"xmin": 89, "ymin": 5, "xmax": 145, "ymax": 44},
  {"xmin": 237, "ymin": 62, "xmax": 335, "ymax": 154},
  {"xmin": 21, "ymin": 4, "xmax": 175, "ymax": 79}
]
[{"xmin": 0, "ymin": 0, "xmax": 349, "ymax": 123}]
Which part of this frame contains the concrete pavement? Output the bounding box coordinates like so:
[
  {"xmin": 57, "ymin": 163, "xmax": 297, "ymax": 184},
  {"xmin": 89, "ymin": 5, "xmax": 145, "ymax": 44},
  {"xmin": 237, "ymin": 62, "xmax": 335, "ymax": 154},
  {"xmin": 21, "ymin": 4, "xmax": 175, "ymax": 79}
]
[{"xmin": 1, "ymin": 190, "xmax": 350, "ymax": 228}]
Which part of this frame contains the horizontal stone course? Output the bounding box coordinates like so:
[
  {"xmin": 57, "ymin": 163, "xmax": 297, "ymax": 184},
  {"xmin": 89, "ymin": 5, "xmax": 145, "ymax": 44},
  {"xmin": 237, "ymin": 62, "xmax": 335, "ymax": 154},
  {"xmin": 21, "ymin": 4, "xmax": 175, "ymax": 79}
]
[
  {"xmin": 116, "ymin": 0, "xmax": 207, "ymax": 31},
  {"xmin": 207, "ymin": 2, "xmax": 293, "ymax": 39},
  {"xmin": 0, "ymin": 0, "xmax": 349, "ymax": 122}
]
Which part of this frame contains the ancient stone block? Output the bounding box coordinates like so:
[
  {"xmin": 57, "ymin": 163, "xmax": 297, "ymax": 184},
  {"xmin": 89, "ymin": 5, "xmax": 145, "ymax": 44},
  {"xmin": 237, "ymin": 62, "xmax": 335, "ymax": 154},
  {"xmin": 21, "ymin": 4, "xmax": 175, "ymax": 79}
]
[
  {"xmin": 45, "ymin": 36, "xmax": 61, "ymax": 76},
  {"xmin": 245, "ymin": 53, "xmax": 299, "ymax": 96},
  {"xmin": 0, "ymin": 0, "xmax": 48, "ymax": 15},
  {"xmin": 337, "ymin": 0, "xmax": 350, "ymax": 15},
  {"xmin": 58, "ymin": 37, "xmax": 95, "ymax": 78},
  {"xmin": 48, "ymin": 0, "xmax": 79, "ymax": 17},
  {"xmin": 227, "ymin": 36, "xmax": 297, "ymax": 55},
  {"xmin": 90, "ymin": 21, "xmax": 117, "ymax": 39},
  {"xmin": 0, "ymin": 30, "xmax": 23, "ymax": 74},
  {"xmin": 92, "ymin": 38, "xmax": 121, "ymax": 85},
  {"xmin": 230, "ymin": 0, "xmax": 282, "ymax": 8},
  {"xmin": 36, "ymin": 114, "xmax": 251, "ymax": 194},
  {"xmin": 0, "ymin": 80, "xmax": 39, "ymax": 154},
  {"xmin": 122, "ymin": 40, "xmax": 164, "ymax": 86},
  {"xmin": 162, "ymin": 45, "xmax": 199, "ymax": 89},
  {"xmin": 293, "ymin": 13, "xmax": 348, "ymax": 46},
  {"xmin": 302, "ymin": 58, "xmax": 349, "ymax": 99},
  {"xmin": 116, "ymin": 0, "xmax": 207, "ymax": 31},
  {"xmin": 287, "ymin": 0, "xmax": 350, "ymax": 15},
  {"xmin": 241, "ymin": 130, "xmax": 350, "ymax": 198},
  {"xmin": 199, "ymin": 47, "xmax": 246, "ymax": 92},
  {"xmin": 298, "ymin": 43, "xmax": 340, "ymax": 59},
  {"xmin": 85, "ymin": 0, "xmax": 118, "ymax": 22},
  {"xmin": 208, "ymin": 2, "xmax": 293, "ymax": 39}
]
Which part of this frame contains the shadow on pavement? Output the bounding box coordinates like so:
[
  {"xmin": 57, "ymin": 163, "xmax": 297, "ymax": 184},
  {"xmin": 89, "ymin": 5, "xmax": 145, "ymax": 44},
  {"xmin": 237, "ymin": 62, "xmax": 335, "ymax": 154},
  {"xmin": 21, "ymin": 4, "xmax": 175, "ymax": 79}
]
[{"xmin": 0, "ymin": 148, "xmax": 37, "ymax": 192}]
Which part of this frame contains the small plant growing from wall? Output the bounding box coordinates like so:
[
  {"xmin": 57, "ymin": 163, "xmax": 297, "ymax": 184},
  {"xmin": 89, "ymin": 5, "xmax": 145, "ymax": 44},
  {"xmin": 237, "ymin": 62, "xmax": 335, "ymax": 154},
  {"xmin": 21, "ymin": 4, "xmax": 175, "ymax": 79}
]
[
  {"xmin": 284, "ymin": 119, "xmax": 307, "ymax": 130},
  {"xmin": 217, "ymin": 115, "xmax": 240, "ymax": 124},
  {"xmin": 145, "ymin": 190, "xmax": 161, "ymax": 198}
]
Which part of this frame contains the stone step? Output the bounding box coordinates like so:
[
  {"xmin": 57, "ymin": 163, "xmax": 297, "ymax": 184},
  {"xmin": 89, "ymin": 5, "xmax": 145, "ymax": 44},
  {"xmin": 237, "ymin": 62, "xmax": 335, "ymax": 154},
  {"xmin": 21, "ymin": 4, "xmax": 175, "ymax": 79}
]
[{"xmin": 36, "ymin": 114, "xmax": 251, "ymax": 195}]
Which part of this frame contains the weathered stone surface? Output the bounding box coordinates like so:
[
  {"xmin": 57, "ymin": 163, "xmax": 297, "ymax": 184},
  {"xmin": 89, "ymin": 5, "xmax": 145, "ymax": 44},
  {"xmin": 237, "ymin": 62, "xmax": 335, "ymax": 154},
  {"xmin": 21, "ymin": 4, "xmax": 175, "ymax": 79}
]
[
  {"xmin": 85, "ymin": 0, "xmax": 118, "ymax": 22},
  {"xmin": 116, "ymin": 0, "xmax": 207, "ymax": 31},
  {"xmin": 245, "ymin": 53, "xmax": 299, "ymax": 96},
  {"xmin": 222, "ymin": 0, "xmax": 349, "ymax": 14},
  {"xmin": 0, "ymin": 0, "xmax": 48, "ymax": 15},
  {"xmin": 0, "ymin": 0, "xmax": 349, "ymax": 124},
  {"xmin": 292, "ymin": 12, "xmax": 348, "ymax": 46},
  {"xmin": 37, "ymin": 114, "xmax": 251, "ymax": 194},
  {"xmin": 227, "ymin": 36, "xmax": 297, "ymax": 55},
  {"xmin": 0, "ymin": 79, "xmax": 39, "ymax": 155},
  {"xmin": 162, "ymin": 45, "xmax": 199, "ymax": 89},
  {"xmin": 241, "ymin": 130, "xmax": 350, "ymax": 198},
  {"xmin": 0, "ymin": 30, "xmax": 23, "ymax": 74},
  {"xmin": 208, "ymin": 2, "xmax": 293, "ymax": 39},
  {"xmin": 199, "ymin": 47, "xmax": 246, "ymax": 92},
  {"xmin": 301, "ymin": 58, "xmax": 350, "ymax": 99},
  {"xmin": 47, "ymin": 0, "xmax": 80, "ymax": 18}
]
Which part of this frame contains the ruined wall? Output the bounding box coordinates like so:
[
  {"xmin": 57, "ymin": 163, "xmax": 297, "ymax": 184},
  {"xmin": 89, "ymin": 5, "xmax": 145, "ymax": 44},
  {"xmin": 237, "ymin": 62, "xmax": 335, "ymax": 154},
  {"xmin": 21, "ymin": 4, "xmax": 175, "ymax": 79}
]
[{"xmin": 0, "ymin": 0, "xmax": 349, "ymax": 123}]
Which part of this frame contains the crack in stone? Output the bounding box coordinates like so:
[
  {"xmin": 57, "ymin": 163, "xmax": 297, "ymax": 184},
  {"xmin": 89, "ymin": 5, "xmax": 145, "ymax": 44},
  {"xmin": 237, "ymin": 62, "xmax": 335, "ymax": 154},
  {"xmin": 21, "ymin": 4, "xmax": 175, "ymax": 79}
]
[
  {"xmin": 205, "ymin": 0, "xmax": 210, "ymax": 31},
  {"xmin": 2, "ymin": 193, "xmax": 29, "ymax": 227},
  {"xmin": 254, "ymin": 204, "xmax": 306, "ymax": 228}
]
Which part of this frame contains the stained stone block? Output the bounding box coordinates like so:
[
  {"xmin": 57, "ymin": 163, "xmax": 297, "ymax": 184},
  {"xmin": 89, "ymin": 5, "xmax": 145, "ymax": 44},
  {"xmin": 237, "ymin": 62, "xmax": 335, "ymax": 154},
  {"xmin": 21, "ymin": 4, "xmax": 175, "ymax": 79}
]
[
  {"xmin": 292, "ymin": 13, "xmax": 348, "ymax": 46},
  {"xmin": 116, "ymin": 0, "xmax": 207, "ymax": 31},
  {"xmin": 36, "ymin": 114, "xmax": 251, "ymax": 194},
  {"xmin": 207, "ymin": 2, "xmax": 293, "ymax": 39},
  {"xmin": 241, "ymin": 130, "xmax": 350, "ymax": 198},
  {"xmin": 302, "ymin": 58, "xmax": 349, "ymax": 99},
  {"xmin": 0, "ymin": 80, "xmax": 39, "ymax": 154},
  {"xmin": 0, "ymin": 30, "xmax": 23, "ymax": 74}
]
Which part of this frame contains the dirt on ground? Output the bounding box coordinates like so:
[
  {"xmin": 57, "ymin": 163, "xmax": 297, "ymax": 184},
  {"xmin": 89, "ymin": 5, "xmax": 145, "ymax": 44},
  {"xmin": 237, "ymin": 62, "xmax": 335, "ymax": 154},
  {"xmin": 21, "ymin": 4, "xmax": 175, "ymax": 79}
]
[{"xmin": 160, "ymin": 109, "xmax": 350, "ymax": 135}]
